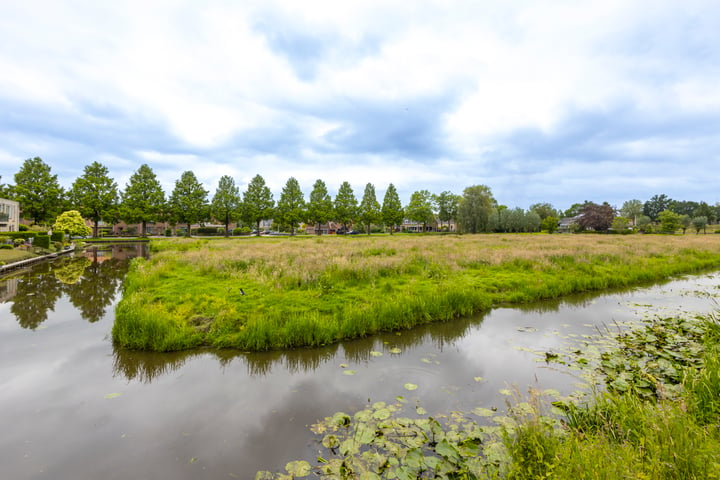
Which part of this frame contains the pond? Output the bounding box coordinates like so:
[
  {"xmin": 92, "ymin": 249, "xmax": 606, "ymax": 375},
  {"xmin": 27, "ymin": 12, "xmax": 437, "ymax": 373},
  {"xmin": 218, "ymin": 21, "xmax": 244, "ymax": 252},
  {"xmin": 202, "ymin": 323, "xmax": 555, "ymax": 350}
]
[{"xmin": 1, "ymin": 243, "xmax": 719, "ymax": 479}]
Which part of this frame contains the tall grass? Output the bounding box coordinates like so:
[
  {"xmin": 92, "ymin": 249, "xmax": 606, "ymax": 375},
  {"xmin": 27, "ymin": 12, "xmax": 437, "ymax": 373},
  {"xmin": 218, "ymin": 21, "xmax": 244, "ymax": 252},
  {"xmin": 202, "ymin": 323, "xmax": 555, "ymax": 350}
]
[{"xmin": 113, "ymin": 234, "xmax": 720, "ymax": 351}]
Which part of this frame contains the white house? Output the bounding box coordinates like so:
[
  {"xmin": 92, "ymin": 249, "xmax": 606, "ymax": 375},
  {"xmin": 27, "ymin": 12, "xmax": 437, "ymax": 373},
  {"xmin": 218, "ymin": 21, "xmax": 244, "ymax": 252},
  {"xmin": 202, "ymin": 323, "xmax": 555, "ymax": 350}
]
[{"xmin": 0, "ymin": 198, "xmax": 20, "ymax": 232}]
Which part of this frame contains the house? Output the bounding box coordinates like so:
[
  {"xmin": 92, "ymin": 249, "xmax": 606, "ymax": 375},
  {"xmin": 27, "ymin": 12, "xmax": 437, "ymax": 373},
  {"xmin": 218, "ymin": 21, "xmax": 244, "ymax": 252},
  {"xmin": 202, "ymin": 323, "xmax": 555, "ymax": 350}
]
[
  {"xmin": 558, "ymin": 214, "xmax": 583, "ymax": 233},
  {"xmin": 0, "ymin": 198, "xmax": 20, "ymax": 232},
  {"xmin": 305, "ymin": 221, "xmax": 342, "ymax": 235},
  {"xmin": 401, "ymin": 218, "xmax": 457, "ymax": 233}
]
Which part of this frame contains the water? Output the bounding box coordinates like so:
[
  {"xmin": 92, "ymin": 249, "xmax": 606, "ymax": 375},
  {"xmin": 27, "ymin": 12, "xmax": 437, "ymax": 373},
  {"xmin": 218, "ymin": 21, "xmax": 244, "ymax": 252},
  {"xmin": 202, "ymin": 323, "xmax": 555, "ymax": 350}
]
[{"xmin": 1, "ymin": 244, "xmax": 719, "ymax": 479}]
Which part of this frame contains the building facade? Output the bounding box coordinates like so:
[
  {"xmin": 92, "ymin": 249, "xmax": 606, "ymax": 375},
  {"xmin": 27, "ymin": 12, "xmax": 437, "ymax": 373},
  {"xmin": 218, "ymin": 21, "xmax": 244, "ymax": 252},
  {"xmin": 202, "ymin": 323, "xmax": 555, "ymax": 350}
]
[{"xmin": 0, "ymin": 198, "xmax": 20, "ymax": 232}]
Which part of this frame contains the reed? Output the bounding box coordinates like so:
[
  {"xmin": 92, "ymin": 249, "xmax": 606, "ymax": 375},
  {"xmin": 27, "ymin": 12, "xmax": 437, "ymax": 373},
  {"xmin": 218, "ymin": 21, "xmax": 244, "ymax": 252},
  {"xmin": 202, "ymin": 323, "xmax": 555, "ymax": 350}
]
[{"xmin": 113, "ymin": 234, "xmax": 720, "ymax": 351}]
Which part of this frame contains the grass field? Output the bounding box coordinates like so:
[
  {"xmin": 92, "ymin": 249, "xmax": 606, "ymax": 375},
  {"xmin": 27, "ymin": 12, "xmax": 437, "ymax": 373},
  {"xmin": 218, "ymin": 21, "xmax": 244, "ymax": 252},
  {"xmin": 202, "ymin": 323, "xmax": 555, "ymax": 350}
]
[
  {"xmin": 113, "ymin": 233, "xmax": 720, "ymax": 352},
  {"xmin": 0, "ymin": 248, "xmax": 36, "ymax": 264}
]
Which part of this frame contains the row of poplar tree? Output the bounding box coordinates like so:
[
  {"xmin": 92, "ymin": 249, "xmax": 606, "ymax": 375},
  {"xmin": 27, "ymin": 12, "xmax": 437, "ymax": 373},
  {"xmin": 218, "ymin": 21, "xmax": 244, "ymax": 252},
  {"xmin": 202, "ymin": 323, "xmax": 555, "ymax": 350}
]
[{"xmin": 1, "ymin": 157, "xmax": 507, "ymax": 237}]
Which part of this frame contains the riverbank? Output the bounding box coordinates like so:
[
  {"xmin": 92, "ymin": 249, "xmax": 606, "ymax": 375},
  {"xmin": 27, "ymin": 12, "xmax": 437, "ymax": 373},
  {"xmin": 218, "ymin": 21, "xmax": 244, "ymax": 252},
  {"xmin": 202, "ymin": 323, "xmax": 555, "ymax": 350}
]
[
  {"xmin": 113, "ymin": 234, "xmax": 720, "ymax": 352},
  {"xmin": 0, "ymin": 246, "xmax": 75, "ymax": 276}
]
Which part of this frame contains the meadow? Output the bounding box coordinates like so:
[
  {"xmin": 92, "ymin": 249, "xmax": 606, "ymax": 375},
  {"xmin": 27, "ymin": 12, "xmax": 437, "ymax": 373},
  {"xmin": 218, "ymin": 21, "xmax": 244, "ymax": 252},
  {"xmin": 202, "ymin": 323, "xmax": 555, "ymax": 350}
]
[{"xmin": 113, "ymin": 233, "xmax": 720, "ymax": 352}]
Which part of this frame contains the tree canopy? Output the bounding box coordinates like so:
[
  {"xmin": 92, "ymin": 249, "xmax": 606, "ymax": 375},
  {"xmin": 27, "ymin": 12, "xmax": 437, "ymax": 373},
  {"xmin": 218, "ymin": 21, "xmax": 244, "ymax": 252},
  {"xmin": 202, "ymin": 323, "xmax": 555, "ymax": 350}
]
[
  {"xmin": 358, "ymin": 183, "xmax": 381, "ymax": 235},
  {"xmin": 13, "ymin": 157, "xmax": 64, "ymax": 224},
  {"xmin": 276, "ymin": 177, "xmax": 305, "ymax": 235},
  {"xmin": 306, "ymin": 179, "xmax": 334, "ymax": 235},
  {"xmin": 70, "ymin": 161, "xmax": 119, "ymax": 237},
  {"xmin": 458, "ymin": 185, "xmax": 495, "ymax": 233},
  {"xmin": 381, "ymin": 183, "xmax": 403, "ymax": 234},
  {"xmin": 578, "ymin": 202, "xmax": 615, "ymax": 232},
  {"xmin": 169, "ymin": 171, "xmax": 208, "ymax": 236},
  {"xmin": 120, "ymin": 164, "xmax": 166, "ymax": 237},
  {"xmin": 211, "ymin": 175, "xmax": 241, "ymax": 236},
  {"xmin": 334, "ymin": 181, "xmax": 357, "ymax": 233},
  {"xmin": 405, "ymin": 190, "xmax": 435, "ymax": 232},
  {"xmin": 242, "ymin": 174, "xmax": 275, "ymax": 235}
]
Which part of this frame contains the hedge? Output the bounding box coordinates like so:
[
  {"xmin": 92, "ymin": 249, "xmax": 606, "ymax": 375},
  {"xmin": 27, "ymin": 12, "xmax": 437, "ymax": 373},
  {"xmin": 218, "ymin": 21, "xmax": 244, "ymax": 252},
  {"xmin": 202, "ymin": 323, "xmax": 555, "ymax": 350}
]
[{"xmin": 34, "ymin": 235, "xmax": 51, "ymax": 249}]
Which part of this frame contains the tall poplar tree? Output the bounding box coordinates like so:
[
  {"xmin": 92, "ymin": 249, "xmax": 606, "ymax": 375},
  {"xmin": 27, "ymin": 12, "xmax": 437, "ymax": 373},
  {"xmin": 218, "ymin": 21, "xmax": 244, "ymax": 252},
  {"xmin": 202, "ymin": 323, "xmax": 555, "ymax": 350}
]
[
  {"xmin": 334, "ymin": 181, "xmax": 357, "ymax": 234},
  {"xmin": 359, "ymin": 183, "xmax": 381, "ymax": 235},
  {"xmin": 70, "ymin": 161, "xmax": 119, "ymax": 237},
  {"xmin": 381, "ymin": 183, "xmax": 403, "ymax": 234},
  {"xmin": 241, "ymin": 174, "xmax": 274, "ymax": 235},
  {"xmin": 120, "ymin": 164, "xmax": 166, "ymax": 237},
  {"xmin": 435, "ymin": 190, "xmax": 460, "ymax": 231},
  {"xmin": 306, "ymin": 179, "xmax": 334, "ymax": 235},
  {"xmin": 211, "ymin": 175, "xmax": 241, "ymax": 236},
  {"xmin": 168, "ymin": 171, "xmax": 208, "ymax": 236},
  {"xmin": 276, "ymin": 177, "xmax": 305, "ymax": 235},
  {"xmin": 13, "ymin": 157, "xmax": 64, "ymax": 224}
]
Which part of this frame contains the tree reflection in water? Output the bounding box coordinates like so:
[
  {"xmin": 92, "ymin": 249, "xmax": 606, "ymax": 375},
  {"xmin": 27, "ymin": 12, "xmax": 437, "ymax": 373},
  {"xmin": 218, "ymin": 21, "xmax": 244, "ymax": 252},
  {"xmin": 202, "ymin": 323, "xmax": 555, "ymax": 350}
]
[{"xmin": 1, "ymin": 243, "xmax": 145, "ymax": 327}]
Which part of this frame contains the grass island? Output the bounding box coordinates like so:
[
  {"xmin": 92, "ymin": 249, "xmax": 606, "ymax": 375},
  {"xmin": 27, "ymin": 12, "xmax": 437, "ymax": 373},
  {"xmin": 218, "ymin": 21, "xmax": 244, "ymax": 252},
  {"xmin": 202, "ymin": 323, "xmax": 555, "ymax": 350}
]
[{"xmin": 113, "ymin": 233, "xmax": 720, "ymax": 352}]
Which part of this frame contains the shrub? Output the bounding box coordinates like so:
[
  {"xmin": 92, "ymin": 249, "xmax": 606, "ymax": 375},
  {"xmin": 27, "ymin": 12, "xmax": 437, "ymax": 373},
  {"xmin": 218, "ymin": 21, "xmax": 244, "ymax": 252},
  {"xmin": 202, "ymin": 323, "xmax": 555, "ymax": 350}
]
[
  {"xmin": 165, "ymin": 228, "xmax": 172, "ymax": 237},
  {"xmin": 18, "ymin": 224, "xmax": 28, "ymax": 231},
  {"xmin": 50, "ymin": 231, "xmax": 65, "ymax": 243},
  {"xmin": 0, "ymin": 244, "xmax": 12, "ymax": 250},
  {"xmin": 34, "ymin": 235, "xmax": 51, "ymax": 249},
  {"xmin": 233, "ymin": 226, "xmax": 252, "ymax": 236}
]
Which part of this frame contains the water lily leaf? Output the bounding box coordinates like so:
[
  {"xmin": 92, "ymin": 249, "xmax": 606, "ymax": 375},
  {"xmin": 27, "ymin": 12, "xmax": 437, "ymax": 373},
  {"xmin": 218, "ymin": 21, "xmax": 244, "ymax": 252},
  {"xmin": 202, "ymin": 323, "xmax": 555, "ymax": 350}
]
[
  {"xmin": 473, "ymin": 376, "xmax": 484, "ymax": 382},
  {"xmin": 370, "ymin": 351, "xmax": 383, "ymax": 357},
  {"xmin": 189, "ymin": 457, "xmax": 198, "ymax": 464},
  {"xmin": 343, "ymin": 370, "xmax": 357, "ymax": 376},
  {"xmin": 404, "ymin": 383, "xmax": 418, "ymax": 391},
  {"xmin": 472, "ymin": 407, "xmax": 494, "ymax": 417},
  {"xmin": 373, "ymin": 408, "xmax": 391, "ymax": 420},
  {"xmin": 499, "ymin": 389, "xmax": 513, "ymax": 396},
  {"xmin": 339, "ymin": 363, "xmax": 348, "ymax": 368},
  {"xmin": 415, "ymin": 406, "xmax": 427, "ymax": 415},
  {"xmin": 285, "ymin": 460, "xmax": 311, "ymax": 477},
  {"xmin": 104, "ymin": 393, "xmax": 122, "ymax": 399},
  {"xmin": 389, "ymin": 347, "xmax": 402, "ymax": 354},
  {"xmin": 436, "ymin": 438, "xmax": 460, "ymax": 461},
  {"xmin": 421, "ymin": 358, "xmax": 432, "ymax": 364}
]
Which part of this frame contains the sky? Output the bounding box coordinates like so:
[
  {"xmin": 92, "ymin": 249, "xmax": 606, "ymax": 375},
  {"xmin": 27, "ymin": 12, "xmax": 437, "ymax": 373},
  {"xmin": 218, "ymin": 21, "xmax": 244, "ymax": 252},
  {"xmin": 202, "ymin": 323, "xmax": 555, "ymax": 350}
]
[{"xmin": 1, "ymin": 0, "xmax": 719, "ymax": 212}]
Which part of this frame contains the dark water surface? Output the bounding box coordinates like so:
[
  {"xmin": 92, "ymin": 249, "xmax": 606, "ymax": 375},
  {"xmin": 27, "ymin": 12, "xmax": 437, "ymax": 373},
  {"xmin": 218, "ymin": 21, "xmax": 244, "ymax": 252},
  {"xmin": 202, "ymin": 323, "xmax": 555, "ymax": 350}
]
[{"xmin": 1, "ymin": 244, "xmax": 719, "ymax": 479}]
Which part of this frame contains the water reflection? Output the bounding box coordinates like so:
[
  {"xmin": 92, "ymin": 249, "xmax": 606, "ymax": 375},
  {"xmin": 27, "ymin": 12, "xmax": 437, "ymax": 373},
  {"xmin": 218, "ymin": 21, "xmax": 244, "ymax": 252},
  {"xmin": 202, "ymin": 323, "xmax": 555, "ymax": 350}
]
[{"xmin": 0, "ymin": 243, "xmax": 146, "ymax": 326}]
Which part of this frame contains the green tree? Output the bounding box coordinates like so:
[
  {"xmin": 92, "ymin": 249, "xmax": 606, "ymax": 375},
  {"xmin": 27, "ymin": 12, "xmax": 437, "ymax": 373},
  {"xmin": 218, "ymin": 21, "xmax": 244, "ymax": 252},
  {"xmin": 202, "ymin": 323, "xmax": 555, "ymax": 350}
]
[
  {"xmin": 334, "ymin": 181, "xmax": 358, "ymax": 233},
  {"xmin": 381, "ymin": 183, "xmax": 403, "ymax": 234},
  {"xmin": 458, "ymin": 185, "xmax": 496, "ymax": 233},
  {"xmin": 644, "ymin": 194, "xmax": 672, "ymax": 221},
  {"xmin": 0, "ymin": 175, "xmax": 13, "ymax": 198},
  {"xmin": 541, "ymin": 216, "xmax": 559, "ymax": 234},
  {"xmin": 276, "ymin": 177, "xmax": 305, "ymax": 236},
  {"xmin": 69, "ymin": 161, "xmax": 119, "ymax": 238},
  {"xmin": 358, "ymin": 183, "xmax": 381, "ymax": 235},
  {"xmin": 692, "ymin": 216, "xmax": 708, "ymax": 234},
  {"xmin": 529, "ymin": 202, "xmax": 559, "ymax": 220},
  {"xmin": 658, "ymin": 209, "xmax": 682, "ymax": 233},
  {"xmin": 611, "ymin": 216, "xmax": 631, "ymax": 232},
  {"xmin": 168, "ymin": 171, "xmax": 208, "ymax": 237},
  {"xmin": 120, "ymin": 164, "xmax": 166, "ymax": 237},
  {"xmin": 53, "ymin": 210, "xmax": 92, "ymax": 237},
  {"xmin": 563, "ymin": 201, "xmax": 591, "ymax": 218},
  {"xmin": 679, "ymin": 214, "xmax": 692, "ymax": 234},
  {"xmin": 211, "ymin": 175, "xmax": 241, "ymax": 236},
  {"xmin": 636, "ymin": 215, "xmax": 653, "ymax": 233},
  {"xmin": 405, "ymin": 190, "xmax": 435, "ymax": 232},
  {"xmin": 306, "ymin": 179, "xmax": 334, "ymax": 235},
  {"xmin": 620, "ymin": 199, "xmax": 643, "ymax": 225},
  {"xmin": 524, "ymin": 210, "xmax": 541, "ymax": 232},
  {"xmin": 693, "ymin": 202, "xmax": 716, "ymax": 224},
  {"xmin": 242, "ymin": 174, "xmax": 274, "ymax": 236},
  {"xmin": 436, "ymin": 191, "xmax": 460, "ymax": 231},
  {"xmin": 13, "ymin": 157, "xmax": 64, "ymax": 224}
]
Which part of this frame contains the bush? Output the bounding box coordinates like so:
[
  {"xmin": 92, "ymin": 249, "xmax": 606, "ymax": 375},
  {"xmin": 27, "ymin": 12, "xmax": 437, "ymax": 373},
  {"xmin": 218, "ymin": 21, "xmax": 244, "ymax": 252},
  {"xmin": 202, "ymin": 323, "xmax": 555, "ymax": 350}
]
[
  {"xmin": 165, "ymin": 228, "xmax": 172, "ymax": 237},
  {"xmin": 195, "ymin": 226, "xmax": 221, "ymax": 236},
  {"xmin": 50, "ymin": 231, "xmax": 65, "ymax": 243},
  {"xmin": 34, "ymin": 235, "xmax": 51, "ymax": 249},
  {"xmin": 233, "ymin": 226, "xmax": 252, "ymax": 236},
  {"xmin": 18, "ymin": 224, "xmax": 28, "ymax": 231},
  {"xmin": 0, "ymin": 244, "xmax": 12, "ymax": 250}
]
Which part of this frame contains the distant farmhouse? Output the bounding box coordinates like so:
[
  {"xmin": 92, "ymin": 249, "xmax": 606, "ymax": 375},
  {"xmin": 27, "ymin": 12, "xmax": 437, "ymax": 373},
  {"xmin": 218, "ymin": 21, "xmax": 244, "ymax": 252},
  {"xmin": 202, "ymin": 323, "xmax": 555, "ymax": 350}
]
[{"xmin": 0, "ymin": 198, "xmax": 20, "ymax": 232}]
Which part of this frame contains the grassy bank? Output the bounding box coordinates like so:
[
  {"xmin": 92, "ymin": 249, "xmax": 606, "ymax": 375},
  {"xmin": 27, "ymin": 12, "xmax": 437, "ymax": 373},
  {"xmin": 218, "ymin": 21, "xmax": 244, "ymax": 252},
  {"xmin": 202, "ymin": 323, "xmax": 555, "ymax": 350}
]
[
  {"xmin": 0, "ymin": 248, "xmax": 37, "ymax": 265},
  {"xmin": 113, "ymin": 234, "xmax": 720, "ymax": 352}
]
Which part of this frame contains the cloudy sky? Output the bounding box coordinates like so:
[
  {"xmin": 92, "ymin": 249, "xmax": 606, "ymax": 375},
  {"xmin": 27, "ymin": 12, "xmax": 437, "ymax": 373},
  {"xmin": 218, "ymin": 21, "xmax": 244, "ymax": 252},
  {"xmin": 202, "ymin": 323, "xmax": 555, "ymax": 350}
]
[{"xmin": 1, "ymin": 0, "xmax": 719, "ymax": 211}]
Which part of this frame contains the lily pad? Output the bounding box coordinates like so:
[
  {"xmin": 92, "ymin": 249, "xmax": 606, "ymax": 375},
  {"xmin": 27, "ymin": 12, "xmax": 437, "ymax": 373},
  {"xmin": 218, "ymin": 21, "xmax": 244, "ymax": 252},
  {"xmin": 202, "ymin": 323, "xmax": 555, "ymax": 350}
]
[
  {"xmin": 369, "ymin": 351, "xmax": 383, "ymax": 357},
  {"xmin": 389, "ymin": 347, "xmax": 402, "ymax": 354},
  {"xmin": 404, "ymin": 383, "xmax": 418, "ymax": 391},
  {"xmin": 104, "ymin": 393, "xmax": 122, "ymax": 399},
  {"xmin": 285, "ymin": 460, "xmax": 311, "ymax": 477},
  {"xmin": 343, "ymin": 370, "xmax": 357, "ymax": 376},
  {"xmin": 473, "ymin": 376, "xmax": 484, "ymax": 382}
]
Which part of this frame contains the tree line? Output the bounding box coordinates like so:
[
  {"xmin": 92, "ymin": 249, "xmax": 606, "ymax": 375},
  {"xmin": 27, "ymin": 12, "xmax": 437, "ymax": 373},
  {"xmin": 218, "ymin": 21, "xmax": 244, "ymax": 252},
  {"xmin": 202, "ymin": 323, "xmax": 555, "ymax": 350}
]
[{"xmin": 2, "ymin": 157, "xmax": 718, "ymax": 236}]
